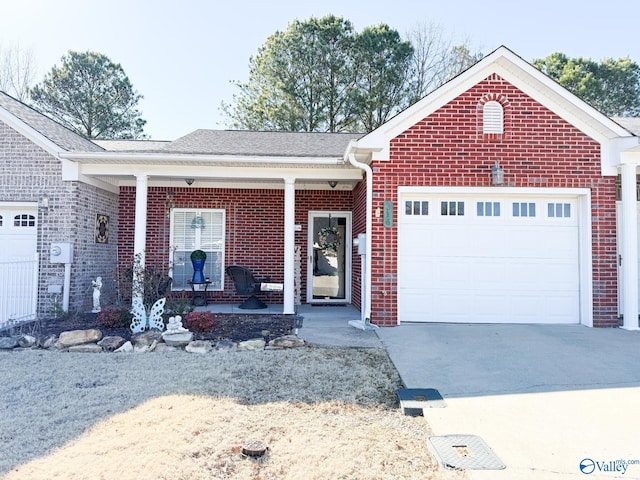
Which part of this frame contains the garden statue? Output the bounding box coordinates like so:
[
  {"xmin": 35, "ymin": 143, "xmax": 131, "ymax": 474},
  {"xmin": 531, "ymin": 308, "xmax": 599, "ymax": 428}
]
[{"xmin": 91, "ymin": 276, "xmax": 102, "ymax": 313}]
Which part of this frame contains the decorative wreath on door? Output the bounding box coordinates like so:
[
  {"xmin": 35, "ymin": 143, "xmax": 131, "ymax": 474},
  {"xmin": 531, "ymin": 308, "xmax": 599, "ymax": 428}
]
[{"xmin": 318, "ymin": 226, "xmax": 342, "ymax": 253}]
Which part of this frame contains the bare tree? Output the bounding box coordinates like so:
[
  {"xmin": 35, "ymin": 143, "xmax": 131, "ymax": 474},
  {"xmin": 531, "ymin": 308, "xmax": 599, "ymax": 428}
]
[
  {"xmin": 405, "ymin": 22, "xmax": 482, "ymax": 104},
  {"xmin": 0, "ymin": 43, "xmax": 36, "ymax": 101}
]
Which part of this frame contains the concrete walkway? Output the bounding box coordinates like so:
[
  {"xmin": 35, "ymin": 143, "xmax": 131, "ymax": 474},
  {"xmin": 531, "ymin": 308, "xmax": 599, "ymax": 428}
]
[{"xmin": 377, "ymin": 324, "xmax": 640, "ymax": 479}]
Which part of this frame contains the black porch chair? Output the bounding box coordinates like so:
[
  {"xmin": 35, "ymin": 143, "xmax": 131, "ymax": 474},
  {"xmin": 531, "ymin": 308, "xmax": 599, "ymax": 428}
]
[{"xmin": 225, "ymin": 265, "xmax": 270, "ymax": 309}]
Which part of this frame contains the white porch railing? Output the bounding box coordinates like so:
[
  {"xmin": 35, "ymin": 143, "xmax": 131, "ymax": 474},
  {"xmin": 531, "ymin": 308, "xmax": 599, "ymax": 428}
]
[{"xmin": 0, "ymin": 254, "xmax": 39, "ymax": 328}]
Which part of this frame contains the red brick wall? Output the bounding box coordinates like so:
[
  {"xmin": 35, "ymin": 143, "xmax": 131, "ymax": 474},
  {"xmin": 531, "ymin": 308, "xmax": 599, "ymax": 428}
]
[
  {"xmin": 118, "ymin": 186, "xmax": 355, "ymax": 305},
  {"xmin": 370, "ymin": 73, "xmax": 617, "ymax": 327}
]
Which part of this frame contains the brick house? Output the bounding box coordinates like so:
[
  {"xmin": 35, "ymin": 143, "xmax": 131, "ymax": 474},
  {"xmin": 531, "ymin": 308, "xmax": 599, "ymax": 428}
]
[{"xmin": 1, "ymin": 46, "xmax": 640, "ymax": 329}]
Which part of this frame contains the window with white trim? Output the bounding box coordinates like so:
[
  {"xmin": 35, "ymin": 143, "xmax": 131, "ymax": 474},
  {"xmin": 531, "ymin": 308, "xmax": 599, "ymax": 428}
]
[
  {"xmin": 547, "ymin": 203, "xmax": 571, "ymax": 218},
  {"xmin": 483, "ymin": 101, "xmax": 504, "ymax": 134},
  {"xmin": 170, "ymin": 209, "xmax": 225, "ymax": 290},
  {"xmin": 441, "ymin": 201, "xmax": 464, "ymax": 216},
  {"xmin": 513, "ymin": 202, "xmax": 536, "ymax": 217},
  {"xmin": 13, "ymin": 214, "xmax": 36, "ymax": 227},
  {"xmin": 477, "ymin": 201, "xmax": 501, "ymax": 217},
  {"xmin": 405, "ymin": 200, "xmax": 429, "ymax": 216}
]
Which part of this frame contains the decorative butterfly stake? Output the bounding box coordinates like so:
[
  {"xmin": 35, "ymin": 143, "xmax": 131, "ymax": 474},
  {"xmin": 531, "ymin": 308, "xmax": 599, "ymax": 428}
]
[{"xmin": 130, "ymin": 297, "xmax": 166, "ymax": 333}]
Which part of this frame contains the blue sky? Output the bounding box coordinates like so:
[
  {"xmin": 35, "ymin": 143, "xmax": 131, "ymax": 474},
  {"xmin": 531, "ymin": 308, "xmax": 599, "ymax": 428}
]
[{"xmin": 2, "ymin": 0, "xmax": 638, "ymax": 139}]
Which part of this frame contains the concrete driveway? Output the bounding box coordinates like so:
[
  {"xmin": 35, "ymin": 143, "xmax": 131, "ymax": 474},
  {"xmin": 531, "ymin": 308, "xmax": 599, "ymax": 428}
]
[{"xmin": 377, "ymin": 324, "xmax": 640, "ymax": 479}]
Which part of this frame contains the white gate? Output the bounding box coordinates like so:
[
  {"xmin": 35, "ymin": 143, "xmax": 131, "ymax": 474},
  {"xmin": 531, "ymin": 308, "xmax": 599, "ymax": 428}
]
[{"xmin": 0, "ymin": 254, "xmax": 39, "ymax": 328}]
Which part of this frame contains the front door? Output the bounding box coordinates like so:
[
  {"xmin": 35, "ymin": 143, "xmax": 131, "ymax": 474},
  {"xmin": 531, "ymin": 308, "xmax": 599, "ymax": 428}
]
[{"xmin": 307, "ymin": 212, "xmax": 351, "ymax": 304}]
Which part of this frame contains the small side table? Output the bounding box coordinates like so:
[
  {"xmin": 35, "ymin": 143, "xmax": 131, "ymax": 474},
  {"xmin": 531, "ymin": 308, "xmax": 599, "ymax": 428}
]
[{"xmin": 188, "ymin": 281, "xmax": 212, "ymax": 306}]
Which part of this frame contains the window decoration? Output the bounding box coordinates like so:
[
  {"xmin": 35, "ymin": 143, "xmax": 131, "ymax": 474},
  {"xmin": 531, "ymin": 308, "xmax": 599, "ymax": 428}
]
[
  {"xmin": 191, "ymin": 215, "xmax": 205, "ymax": 229},
  {"xmin": 95, "ymin": 214, "xmax": 109, "ymax": 243}
]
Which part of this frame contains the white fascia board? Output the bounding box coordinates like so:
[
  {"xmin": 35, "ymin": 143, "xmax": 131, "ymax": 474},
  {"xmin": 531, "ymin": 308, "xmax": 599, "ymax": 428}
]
[
  {"xmin": 620, "ymin": 143, "xmax": 640, "ymax": 165},
  {"xmin": 0, "ymin": 107, "xmax": 67, "ymax": 158},
  {"xmin": 60, "ymin": 151, "xmax": 345, "ymax": 165},
  {"xmin": 78, "ymin": 163, "xmax": 363, "ymax": 181},
  {"xmin": 358, "ymin": 46, "xmax": 632, "ymax": 161}
]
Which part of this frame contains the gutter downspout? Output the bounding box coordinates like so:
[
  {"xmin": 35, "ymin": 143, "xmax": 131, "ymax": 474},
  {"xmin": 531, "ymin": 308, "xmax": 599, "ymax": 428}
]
[{"xmin": 347, "ymin": 147, "xmax": 376, "ymax": 329}]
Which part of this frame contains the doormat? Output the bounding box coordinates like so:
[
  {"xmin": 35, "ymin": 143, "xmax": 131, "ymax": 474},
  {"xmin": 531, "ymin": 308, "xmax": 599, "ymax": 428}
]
[
  {"xmin": 396, "ymin": 388, "xmax": 446, "ymax": 416},
  {"xmin": 428, "ymin": 434, "xmax": 505, "ymax": 470}
]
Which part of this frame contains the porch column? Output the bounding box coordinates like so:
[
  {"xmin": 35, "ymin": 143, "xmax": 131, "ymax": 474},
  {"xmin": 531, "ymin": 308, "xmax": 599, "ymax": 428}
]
[
  {"xmin": 283, "ymin": 177, "xmax": 295, "ymax": 314},
  {"xmin": 620, "ymin": 163, "xmax": 639, "ymax": 330},
  {"xmin": 133, "ymin": 173, "xmax": 148, "ymax": 300}
]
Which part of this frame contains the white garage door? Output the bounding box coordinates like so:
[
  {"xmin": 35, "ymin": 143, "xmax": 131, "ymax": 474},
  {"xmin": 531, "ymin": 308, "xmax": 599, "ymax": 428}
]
[
  {"xmin": 399, "ymin": 194, "xmax": 580, "ymax": 324},
  {"xmin": 0, "ymin": 205, "xmax": 38, "ymax": 260}
]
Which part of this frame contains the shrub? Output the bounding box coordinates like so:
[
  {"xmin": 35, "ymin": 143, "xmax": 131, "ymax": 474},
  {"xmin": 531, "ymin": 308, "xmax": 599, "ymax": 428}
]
[
  {"xmin": 183, "ymin": 311, "xmax": 216, "ymax": 332},
  {"xmin": 97, "ymin": 305, "xmax": 132, "ymax": 329}
]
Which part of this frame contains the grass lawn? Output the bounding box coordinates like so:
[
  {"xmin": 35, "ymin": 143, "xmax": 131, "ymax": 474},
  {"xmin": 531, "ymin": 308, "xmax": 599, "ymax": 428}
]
[{"xmin": 0, "ymin": 346, "xmax": 466, "ymax": 480}]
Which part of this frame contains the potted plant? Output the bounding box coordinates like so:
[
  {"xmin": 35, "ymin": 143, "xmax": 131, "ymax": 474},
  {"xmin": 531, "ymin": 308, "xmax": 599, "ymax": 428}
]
[{"xmin": 190, "ymin": 249, "xmax": 207, "ymax": 284}]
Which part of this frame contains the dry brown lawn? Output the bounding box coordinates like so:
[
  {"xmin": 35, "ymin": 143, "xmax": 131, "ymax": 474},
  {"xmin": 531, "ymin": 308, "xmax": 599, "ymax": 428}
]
[{"xmin": 0, "ymin": 347, "xmax": 466, "ymax": 480}]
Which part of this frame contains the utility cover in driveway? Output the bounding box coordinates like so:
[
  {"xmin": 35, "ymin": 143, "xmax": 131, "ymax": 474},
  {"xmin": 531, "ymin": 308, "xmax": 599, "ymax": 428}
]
[
  {"xmin": 428, "ymin": 434, "xmax": 506, "ymax": 470},
  {"xmin": 396, "ymin": 388, "xmax": 446, "ymax": 415}
]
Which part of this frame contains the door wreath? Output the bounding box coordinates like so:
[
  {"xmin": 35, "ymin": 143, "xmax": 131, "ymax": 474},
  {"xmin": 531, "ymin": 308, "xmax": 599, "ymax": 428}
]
[{"xmin": 318, "ymin": 226, "xmax": 342, "ymax": 254}]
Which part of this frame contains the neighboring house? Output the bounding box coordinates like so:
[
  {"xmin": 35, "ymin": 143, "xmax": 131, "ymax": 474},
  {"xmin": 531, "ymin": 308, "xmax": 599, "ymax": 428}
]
[{"xmin": 1, "ymin": 46, "xmax": 640, "ymax": 329}]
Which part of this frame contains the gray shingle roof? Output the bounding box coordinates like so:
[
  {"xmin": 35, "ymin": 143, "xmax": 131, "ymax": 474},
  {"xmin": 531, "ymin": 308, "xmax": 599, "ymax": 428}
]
[
  {"xmin": 164, "ymin": 129, "xmax": 360, "ymax": 157},
  {"xmin": 0, "ymin": 91, "xmax": 103, "ymax": 152}
]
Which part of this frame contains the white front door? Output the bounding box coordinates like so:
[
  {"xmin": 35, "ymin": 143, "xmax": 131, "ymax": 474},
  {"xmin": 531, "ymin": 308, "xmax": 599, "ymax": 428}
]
[
  {"xmin": 398, "ymin": 193, "xmax": 581, "ymax": 324},
  {"xmin": 307, "ymin": 212, "xmax": 351, "ymax": 304}
]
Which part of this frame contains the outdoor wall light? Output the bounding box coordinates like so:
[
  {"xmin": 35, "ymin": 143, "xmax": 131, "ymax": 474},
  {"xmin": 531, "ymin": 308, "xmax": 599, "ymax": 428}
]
[
  {"xmin": 491, "ymin": 161, "xmax": 505, "ymax": 186},
  {"xmin": 328, "ymin": 180, "xmax": 338, "ymax": 189},
  {"xmin": 185, "ymin": 178, "xmax": 195, "ymax": 186}
]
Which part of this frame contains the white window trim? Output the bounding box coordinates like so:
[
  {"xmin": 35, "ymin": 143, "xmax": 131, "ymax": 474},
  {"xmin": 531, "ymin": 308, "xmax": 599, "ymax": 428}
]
[{"xmin": 169, "ymin": 208, "xmax": 226, "ymax": 291}]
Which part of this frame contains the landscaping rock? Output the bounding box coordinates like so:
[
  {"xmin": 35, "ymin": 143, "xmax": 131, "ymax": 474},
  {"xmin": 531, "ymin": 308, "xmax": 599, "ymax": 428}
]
[
  {"xmin": 98, "ymin": 336, "xmax": 126, "ymax": 352},
  {"xmin": 161, "ymin": 331, "xmax": 193, "ymax": 347},
  {"xmin": 114, "ymin": 341, "xmax": 133, "ymax": 353},
  {"xmin": 185, "ymin": 340, "xmax": 212, "ymax": 354},
  {"xmin": 215, "ymin": 339, "xmax": 236, "ymax": 352},
  {"xmin": 237, "ymin": 338, "xmax": 265, "ymax": 351},
  {"xmin": 154, "ymin": 343, "xmax": 178, "ymax": 353},
  {"xmin": 132, "ymin": 330, "xmax": 163, "ymax": 347},
  {"xmin": 37, "ymin": 334, "xmax": 57, "ymax": 349},
  {"xmin": 58, "ymin": 329, "xmax": 103, "ymax": 348},
  {"xmin": 269, "ymin": 334, "xmax": 305, "ymax": 348},
  {"xmin": 18, "ymin": 334, "xmax": 37, "ymax": 348},
  {"xmin": 0, "ymin": 337, "xmax": 18, "ymax": 350},
  {"xmin": 68, "ymin": 343, "xmax": 103, "ymax": 353},
  {"xmin": 134, "ymin": 344, "xmax": 150, "ymax": 353}
]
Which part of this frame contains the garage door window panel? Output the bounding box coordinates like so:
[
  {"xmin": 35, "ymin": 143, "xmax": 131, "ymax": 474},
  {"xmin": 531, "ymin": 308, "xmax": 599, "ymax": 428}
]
[
  {"xmin": 405, "ymin": 200, "xmax": 428, "ymax": 216},
  {"xmin": 548, "ymin": 203, "xmax": 571, "ymax": 218},
  {"xmin": 441, "ymin": 201, "xmax": 464, "ymax": 216},
  {"xmin": 477, "ymin": 202, "xmax": 501, "ymax": 217},
  {"xmin": 513, "ymin": 202, "xmax": 536, "ymax": 217}
]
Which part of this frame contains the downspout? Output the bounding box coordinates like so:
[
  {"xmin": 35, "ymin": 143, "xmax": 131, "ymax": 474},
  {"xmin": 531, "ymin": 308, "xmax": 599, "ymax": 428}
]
[{"xmin": 347, "ymin": 147, "xmax": 375, "ymax": 328}]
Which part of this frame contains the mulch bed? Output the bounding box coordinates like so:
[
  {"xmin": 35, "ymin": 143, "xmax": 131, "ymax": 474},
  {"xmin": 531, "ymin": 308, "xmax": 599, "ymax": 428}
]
[{"xmin": 15, "ymin": 313, "xmax": 299, "ymax": 343}]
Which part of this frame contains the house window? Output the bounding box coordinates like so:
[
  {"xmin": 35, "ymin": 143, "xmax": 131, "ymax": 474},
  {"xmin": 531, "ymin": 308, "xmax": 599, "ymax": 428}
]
[
  {"xmin": 13, "ymin": 214, "xmax": 36, "ymax": 227},
  {"xmin": 513, "ymin": 202, "xmax": 536, "ymax": 217},
  {"xmin": 405, "ymin": 200, "xmax": 429, "ymax": 216},
  {"xmin": 548, "ymin": 203, "xmax": 571, "ymax": 218},
  {"xmin": 483, "ymin": 101, "xmax": 504, "ymax": 134},
  {"xmin": 477, "ymin": 201, "xmax": 501, "ymax": 217},
  {"xmin": 170, "ymin": 209, "xmax": 225, "ymax": 290},
  {"xmin": 441, "ymin": 201, "xmax": 464, "ymax": 216}
]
